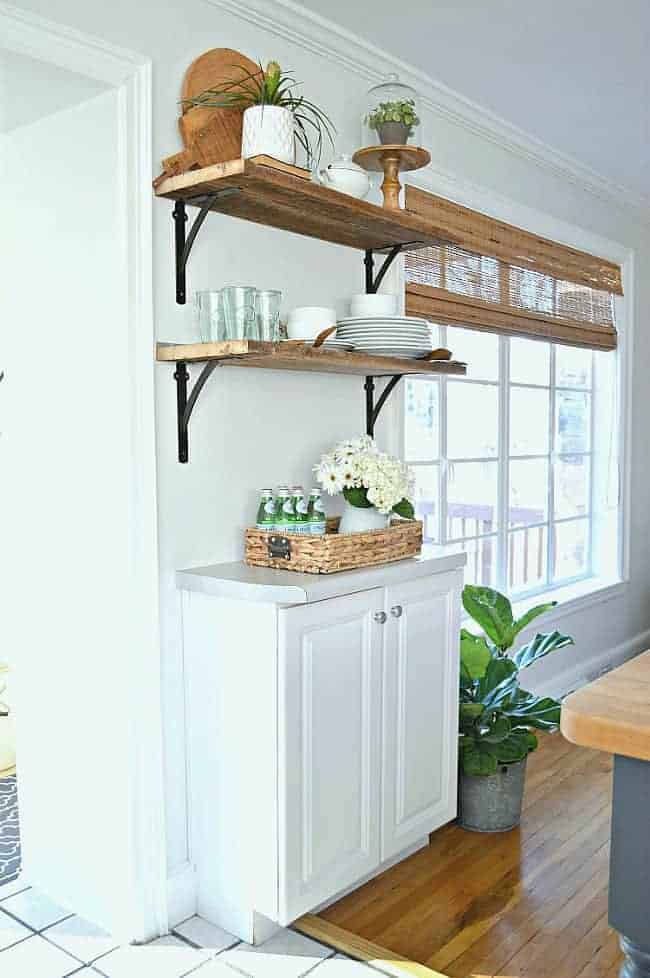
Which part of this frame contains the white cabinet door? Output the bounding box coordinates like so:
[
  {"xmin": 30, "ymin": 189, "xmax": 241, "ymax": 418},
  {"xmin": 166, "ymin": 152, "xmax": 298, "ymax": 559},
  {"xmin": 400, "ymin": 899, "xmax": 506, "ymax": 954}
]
[
  {"xmin": 381, "ymin": 571, "xmax": 462, "ymax": 861},
  {"xmin": 278, "ymin": 589, "xmax": 383, "ymax": 923}
]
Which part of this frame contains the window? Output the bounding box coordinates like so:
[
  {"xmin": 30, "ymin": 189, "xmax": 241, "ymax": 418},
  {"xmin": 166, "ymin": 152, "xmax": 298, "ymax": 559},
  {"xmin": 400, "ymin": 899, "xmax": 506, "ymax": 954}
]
[{"xmin": 403, "ymin": 324, "xmax": 620, "ymax": 599}]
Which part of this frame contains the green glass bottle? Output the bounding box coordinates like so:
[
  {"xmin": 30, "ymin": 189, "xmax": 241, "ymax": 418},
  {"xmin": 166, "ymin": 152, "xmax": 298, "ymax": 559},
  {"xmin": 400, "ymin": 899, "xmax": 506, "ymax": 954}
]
[
  {"xmin": 274, "ymin": 486, "xmax": 292, "ymax": 532},
  {"xmin": 307, "ymin": 488, "xmax": 326, "ymax": 536},
  {"xmin": 255, "ymin": 489, "xmax": 276, "ymax": 531},
  {"xmin": 291, "ymin": 485, "xmax": 309, "ymax": 535}
]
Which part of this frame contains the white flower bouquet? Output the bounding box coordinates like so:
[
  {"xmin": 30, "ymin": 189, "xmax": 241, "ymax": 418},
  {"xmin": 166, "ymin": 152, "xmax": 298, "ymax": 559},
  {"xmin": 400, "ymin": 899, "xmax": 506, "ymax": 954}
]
[{"xmin": 314, "ymin": 435, "xmax": 415, "ymax": 519}]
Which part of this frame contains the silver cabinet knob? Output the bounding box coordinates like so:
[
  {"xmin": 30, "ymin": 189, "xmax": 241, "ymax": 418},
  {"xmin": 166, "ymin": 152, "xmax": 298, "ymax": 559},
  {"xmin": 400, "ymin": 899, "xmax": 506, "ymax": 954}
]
[
  {"xmin": 390, "ymin": 605, "xmax": 403, "ymax": 618},
  {"xmin": 373, "ymin": 611, "xmax": 387, "ymax": 624}
]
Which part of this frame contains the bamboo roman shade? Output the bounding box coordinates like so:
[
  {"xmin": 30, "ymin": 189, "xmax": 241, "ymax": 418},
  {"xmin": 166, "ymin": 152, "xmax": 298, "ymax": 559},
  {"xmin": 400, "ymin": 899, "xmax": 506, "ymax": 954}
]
[{"xmin": 404, "ymin": 186, "xmax": 621, "ymax": 350}]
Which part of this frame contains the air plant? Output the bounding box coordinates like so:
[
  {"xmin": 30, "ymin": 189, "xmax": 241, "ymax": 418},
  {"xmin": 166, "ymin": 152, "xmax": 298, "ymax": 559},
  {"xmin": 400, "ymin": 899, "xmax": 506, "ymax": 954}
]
[{"xmin": 182, "ymin": 60, "xmax": 336, "ymax": 168}]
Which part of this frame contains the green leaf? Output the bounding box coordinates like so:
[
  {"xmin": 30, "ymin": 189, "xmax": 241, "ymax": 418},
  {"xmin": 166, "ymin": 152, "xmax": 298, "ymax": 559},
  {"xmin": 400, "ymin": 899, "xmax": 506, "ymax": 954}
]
[
  {"xmin": 512, "ymin": 631, "xmax": 574, "ymax": 670},
  {"xmin": 479, "ymin": 715, "xmax": 511, "ymax": 744},
  {"xmin": 526, "ymin": 730, "xmax": 539, "ymax": 752},
  {"xmin": 392, "ymin": 498, "xmax": 415, "ymax": 519},
  {"xmin": 460, "ymin": 742, "xmax": 499, "ymax": 776},
  {"xmin": 342, "ymin": 486, "xmax": 372, "ymax": 508},
  {"xmin": 511, "ymin": 601, "xmax": 557, "ymax": 640},
  {"xmin": 478, "ymin": 656, "xmax": 518, "ymax": 701},
  {"xmin": 460, "ymin": 629, "xmax": 493, "ymax": 680},
  {"xmin": 494, "ymin": 729, "xmax": 531, "ymax": 764},
  {"xmin": 504, "ymin": 692, "xmax": 561, "ymax": 730},
  {"xmin": 460, "ymin": 703, "xmax": 484, "ymax": 721},
  {"xmin": 462, "ymin": 586, "xmax": 515, "ymax": 650}
]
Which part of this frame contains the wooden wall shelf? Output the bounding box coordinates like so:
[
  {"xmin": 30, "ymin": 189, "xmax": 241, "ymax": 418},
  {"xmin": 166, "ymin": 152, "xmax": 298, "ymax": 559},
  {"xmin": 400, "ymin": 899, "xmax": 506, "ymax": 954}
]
[
  {"xmin": 154, "ymin": 157, "xmax": 441, "ymax": 256},
  {"xmin": 153, "ymin": 157, "xmax": 465, "ymax": 463},
  {"xmin": 156, "ymin": 341, "xmax": 466, "ymax": 463},
  {"xmin": 156, "ymin": 340, "xmax": 466, "ymax": 377}
]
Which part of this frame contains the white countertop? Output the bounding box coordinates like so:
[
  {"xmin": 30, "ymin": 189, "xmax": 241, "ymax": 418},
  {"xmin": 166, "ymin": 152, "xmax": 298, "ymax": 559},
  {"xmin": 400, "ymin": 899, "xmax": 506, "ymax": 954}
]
[{"xmin": 176, "ymin": 546, "xmax": 467, "ymax": 604}]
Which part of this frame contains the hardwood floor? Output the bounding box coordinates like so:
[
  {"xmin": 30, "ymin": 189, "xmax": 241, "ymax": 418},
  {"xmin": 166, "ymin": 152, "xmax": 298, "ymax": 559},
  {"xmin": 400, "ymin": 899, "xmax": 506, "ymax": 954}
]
[{"xmin": 318, "ymin": 734, "xmax": 623, "ymax": 978}]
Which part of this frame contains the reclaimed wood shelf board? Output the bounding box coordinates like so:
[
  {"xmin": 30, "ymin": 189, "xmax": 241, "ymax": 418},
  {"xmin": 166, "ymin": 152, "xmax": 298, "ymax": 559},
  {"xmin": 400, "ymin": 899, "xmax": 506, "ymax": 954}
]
[
  {"xmin": 156, "ymin": 340, "xmax": 467, "ymax": 377},
  {"xmin": 153, "ymin": 157, "xmax": 444, "ymax": 253}
]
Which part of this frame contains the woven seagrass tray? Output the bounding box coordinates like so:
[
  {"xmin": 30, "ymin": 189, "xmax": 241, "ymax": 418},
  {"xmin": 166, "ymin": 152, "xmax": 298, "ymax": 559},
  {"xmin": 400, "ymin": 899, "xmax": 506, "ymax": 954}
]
[{"xmin": 245, "ymin": 517, "xmax": 423, "ymax": 574}]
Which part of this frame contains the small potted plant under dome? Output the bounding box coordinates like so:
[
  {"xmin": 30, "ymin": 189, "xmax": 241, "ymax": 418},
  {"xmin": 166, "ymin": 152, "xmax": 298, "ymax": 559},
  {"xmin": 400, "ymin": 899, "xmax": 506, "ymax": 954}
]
[{"xmin": 362, "ymin": 73, "xmax": 422, "ymax": 146}]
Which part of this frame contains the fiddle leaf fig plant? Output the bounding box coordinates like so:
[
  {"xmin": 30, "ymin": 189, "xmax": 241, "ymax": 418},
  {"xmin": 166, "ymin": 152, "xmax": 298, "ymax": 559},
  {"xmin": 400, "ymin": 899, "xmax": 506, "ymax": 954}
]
[{"xmin": 459, "ymin": 585, "xmax": 574, "ymax": 777}]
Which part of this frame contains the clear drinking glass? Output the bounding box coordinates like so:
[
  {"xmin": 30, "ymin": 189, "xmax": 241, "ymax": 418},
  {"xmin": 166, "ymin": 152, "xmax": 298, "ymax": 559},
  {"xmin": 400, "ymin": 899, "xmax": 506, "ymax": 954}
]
[
  {"xmin": 255, "ymin": 290, "xmax": 282, "ymax": 341},
  {"xmin": 221, "ymin": 285, "xmax": 258, "ymax": 340},
  {"xmin": 193, "ymin": 290, "xmax": 225, "ymax": 342}
]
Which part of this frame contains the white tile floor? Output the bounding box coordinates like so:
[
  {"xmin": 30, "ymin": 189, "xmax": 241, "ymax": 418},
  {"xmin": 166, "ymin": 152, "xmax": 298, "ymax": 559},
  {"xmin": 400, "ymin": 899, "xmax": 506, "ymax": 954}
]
[{"xmin": 0, "ymin": 875, "xmax": 392, "ymax": 978}]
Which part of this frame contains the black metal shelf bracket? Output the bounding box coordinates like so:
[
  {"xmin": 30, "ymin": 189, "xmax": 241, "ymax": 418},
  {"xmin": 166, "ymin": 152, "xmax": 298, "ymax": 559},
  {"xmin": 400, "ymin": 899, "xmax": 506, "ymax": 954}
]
[
  {"xmin": 364, "ymin": 375, "xmax": 403, "ymax": 437},
  {"xmin": 173, "ymin": 190, "xmax": 239, "ymax": 304},
  {"xmin": 364, "ymin": 244, "xmax": 404, "ymax": 294},
  {"xmin": 174, "ymin": 360, "xmax": 220, "ymax": 462}
]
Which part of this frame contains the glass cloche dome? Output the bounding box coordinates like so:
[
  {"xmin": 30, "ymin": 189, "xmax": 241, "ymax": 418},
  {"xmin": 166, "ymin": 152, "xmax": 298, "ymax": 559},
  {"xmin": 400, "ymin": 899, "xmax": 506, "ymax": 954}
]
[{"xmin": 361, "ymin": 73, "xmax": 422, "ymax": 148}]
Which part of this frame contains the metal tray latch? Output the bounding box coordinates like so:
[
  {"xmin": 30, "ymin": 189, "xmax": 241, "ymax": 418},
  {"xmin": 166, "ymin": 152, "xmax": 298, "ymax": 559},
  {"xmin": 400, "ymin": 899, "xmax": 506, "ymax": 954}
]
[{"xmin": 267, "ymin": 535, "xmax": 291, "ymax": 560}]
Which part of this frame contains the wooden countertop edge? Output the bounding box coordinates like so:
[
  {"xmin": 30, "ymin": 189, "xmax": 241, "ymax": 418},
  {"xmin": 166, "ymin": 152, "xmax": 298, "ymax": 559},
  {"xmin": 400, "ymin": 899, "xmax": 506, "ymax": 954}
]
[
  {"xmin": 561, "ymin": 703, "xmax": 650, "ymax": 762},
  {"xmin": 560, "ymin": 649, "xmax": 650, "ymax": 761}
]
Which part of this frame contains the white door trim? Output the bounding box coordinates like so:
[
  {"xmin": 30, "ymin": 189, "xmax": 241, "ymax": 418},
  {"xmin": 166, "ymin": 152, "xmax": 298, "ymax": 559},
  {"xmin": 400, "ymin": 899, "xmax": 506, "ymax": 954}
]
[{"xmin": 0, "ymin": 3, "xmax": 166, "ymax": 942}]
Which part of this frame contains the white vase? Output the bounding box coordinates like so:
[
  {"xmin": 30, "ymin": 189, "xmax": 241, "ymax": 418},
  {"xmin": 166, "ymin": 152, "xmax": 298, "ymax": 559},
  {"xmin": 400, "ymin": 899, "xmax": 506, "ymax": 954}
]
[
  {"xmin": 339, "ymin": 501, "xmax": 390, "ymax": 534},
  {"xmin": 242, "ymin": 105, "xmax": 294, "ymax": 163}
]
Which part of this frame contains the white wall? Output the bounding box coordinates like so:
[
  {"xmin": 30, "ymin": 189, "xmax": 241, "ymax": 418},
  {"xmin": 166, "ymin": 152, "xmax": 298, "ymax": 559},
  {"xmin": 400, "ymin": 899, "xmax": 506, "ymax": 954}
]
[
  {"xmin": 6, "ymin": 0, "xmax": 650, "ymax": 915},
  {"xmin": 2, "ymin": 90, "xmax": 144, "ymax": 934}
]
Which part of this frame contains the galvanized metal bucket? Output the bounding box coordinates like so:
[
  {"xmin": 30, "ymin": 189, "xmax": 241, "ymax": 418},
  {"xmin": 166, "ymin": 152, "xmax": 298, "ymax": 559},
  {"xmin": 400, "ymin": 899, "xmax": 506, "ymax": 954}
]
[{"xmin": 458, "ymin": 757, "xmax": 527, "ymax": 832}]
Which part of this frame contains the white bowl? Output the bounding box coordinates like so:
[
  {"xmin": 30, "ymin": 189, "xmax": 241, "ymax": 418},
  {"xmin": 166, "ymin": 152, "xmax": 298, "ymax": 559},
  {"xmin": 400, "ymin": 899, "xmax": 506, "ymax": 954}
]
[
  {"xmin": 349, "ymin": 293, "xmax": 399, "ymax": 317},
  {"xmin": 286, "ymin": 306, "xmax": 337, "ymax": 340}
]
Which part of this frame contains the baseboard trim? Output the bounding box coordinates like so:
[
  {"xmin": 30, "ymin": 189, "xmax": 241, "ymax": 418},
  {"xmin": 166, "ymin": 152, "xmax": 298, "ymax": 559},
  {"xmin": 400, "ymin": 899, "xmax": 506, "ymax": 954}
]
[
  {"xmin": 294, "ymin": 915, "xmax": 446, "ymax": 978},
  {"xmin": 167, "ymin": 862, "xmax": 196, "ymax": 929},
  {"xmin": 532, "ymin": 628, "xmax": 650, "ymax": 699}
]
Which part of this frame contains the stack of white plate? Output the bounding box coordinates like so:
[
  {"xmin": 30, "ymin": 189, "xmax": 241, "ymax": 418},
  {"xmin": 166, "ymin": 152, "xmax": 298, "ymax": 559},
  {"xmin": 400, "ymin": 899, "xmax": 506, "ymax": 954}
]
[
  {"xmin": 321, "ymin": 336, "xmax": 355, "ymax": 351},
  {"xmin": 336, "ymin": 316, "xmax": 434, "ymax": 358}
]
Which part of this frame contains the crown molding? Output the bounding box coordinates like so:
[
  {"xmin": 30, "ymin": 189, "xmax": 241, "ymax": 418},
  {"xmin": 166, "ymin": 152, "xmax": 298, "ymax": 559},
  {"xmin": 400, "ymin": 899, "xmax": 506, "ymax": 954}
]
[
  {"xmin": 0, "ymin": 1, "xmax": 147, "ymax": 84},
  {"xmin": 209, "ymin": 0, "xmax": 650, "ymax": 223}
]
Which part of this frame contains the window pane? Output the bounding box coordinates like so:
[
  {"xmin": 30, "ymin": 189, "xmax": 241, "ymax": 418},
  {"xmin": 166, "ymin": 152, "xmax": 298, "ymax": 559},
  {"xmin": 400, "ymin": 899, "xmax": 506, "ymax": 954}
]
[
  {"xmin": 556, "ymin": 345, "xmax": 593, "ymax": 388},
  {"xmin": 460, "ymin": 535, "xmax": 497, "ymax": 588},
  {"xmin": 447, "ymin": 461, "xmax": 498, "ymax": 538},
  {"xmin": 508, "ymin": 525, "xmax": 548, "ymax": 593},
  {"xmin": 447, "ymin": 382, "xmax": 499, "ymax": 458},
  {"xmin": 509, "ymin": 458, "xmax": 548, "ymax": 527},
  {"xmin": 446, "ymin": 326, "xmax": 499, "ymax": 381},
  {"xmin": 556, "ymin": 391, "xmax": 591, "ymax": 453},
  {"xmin": 555, "ymin": 455, "xmax": 591, "ymax": 519},
  {"xmin": 510, "ymin": 388, "xmax": 550, "ymax": 456},
  {"xmin": 554, "ymin": 519, "xmax": 589, "ymax": 581},
  {"xmin": 405, "ymin": 379, "xmax": 439, "ymax": 461},
  {"xmin": 413, "ymin": 465, "xmax": 439, "ymax": 543},
  {"xmin": 510, "ymin": 337, "xmax": 550, "ymax": 386}
]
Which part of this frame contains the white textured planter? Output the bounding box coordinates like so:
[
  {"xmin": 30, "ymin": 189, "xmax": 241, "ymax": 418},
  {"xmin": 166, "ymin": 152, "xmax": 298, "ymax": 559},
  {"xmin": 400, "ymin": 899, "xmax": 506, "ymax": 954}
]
[
  {"xmin": 242, "ymin": 105, "xmax": 294, "ymax": 163},
  {"xmin": 339, "ymin": 501, "xmax": 389, "ymax": 534}
]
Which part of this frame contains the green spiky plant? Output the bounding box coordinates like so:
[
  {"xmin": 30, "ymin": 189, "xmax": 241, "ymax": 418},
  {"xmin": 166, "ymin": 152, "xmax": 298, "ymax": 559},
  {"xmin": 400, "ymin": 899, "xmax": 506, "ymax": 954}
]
[
  {"xmin": 459, "ymin": 586, "xmax": 574, "ymax": 776},
  {"xmin": 182, "ymin": 60, "xmax": 335, "ymax": 168}
]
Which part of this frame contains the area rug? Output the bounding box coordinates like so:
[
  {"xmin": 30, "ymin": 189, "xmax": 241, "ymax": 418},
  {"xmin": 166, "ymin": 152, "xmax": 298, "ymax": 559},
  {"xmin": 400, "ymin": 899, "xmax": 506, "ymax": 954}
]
[{"xmin": 0, "ymin": 776, "xmax": 20, "ymax": 883}]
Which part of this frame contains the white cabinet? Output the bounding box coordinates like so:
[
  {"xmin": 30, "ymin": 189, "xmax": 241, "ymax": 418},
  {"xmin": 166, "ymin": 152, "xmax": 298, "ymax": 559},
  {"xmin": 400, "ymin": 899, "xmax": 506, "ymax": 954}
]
[
  {"xmin": 381, "ymin": 574, "xmax": 461, "ymax": 861},
  {"xmin": 178, "ymin": 554, "xmax": 464, "ymax": 942},
  {"xmin": 278, "ymin": 590, "xmax": 383, "ymax": 921}
]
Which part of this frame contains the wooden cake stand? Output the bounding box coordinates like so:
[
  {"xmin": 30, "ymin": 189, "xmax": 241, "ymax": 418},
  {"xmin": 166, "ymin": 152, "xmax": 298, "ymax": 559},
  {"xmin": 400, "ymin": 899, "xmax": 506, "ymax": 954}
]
[{"xmin": 353, "ymin": 145, "xmax": 431, "ymax": 210}]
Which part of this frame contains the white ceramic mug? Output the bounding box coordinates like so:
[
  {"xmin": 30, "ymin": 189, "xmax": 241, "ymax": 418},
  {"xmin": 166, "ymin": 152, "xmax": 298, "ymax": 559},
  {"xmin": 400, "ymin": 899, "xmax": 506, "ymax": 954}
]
[
  {"xmin": 286, "ymin": 306, "xmax": 337, "ymax": 341},
  {"xmin": 349, "ymin": 293, "xmax": 399, "ymax": 317}
]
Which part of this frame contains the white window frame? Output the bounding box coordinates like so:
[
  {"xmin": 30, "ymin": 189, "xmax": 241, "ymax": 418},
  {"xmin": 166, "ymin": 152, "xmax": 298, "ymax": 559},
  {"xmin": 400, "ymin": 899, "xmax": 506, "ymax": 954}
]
[{"xmin": 385, "ymin": 176, "xmax": 634, "ymax": 628}]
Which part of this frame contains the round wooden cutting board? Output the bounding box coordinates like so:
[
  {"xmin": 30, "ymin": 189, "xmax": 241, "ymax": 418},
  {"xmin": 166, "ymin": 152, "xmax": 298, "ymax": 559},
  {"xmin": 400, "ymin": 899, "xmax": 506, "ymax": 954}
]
[{"xmin": 179, "ymin": 47, "xmax": 259, "ymax": 165}]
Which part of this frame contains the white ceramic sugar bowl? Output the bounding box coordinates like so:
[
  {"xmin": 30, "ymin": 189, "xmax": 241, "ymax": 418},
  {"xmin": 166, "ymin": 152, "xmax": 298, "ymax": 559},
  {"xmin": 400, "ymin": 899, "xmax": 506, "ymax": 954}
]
[{"xmin": 318, "ymin": 154, "xmax": 370, "ymax": 199}]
